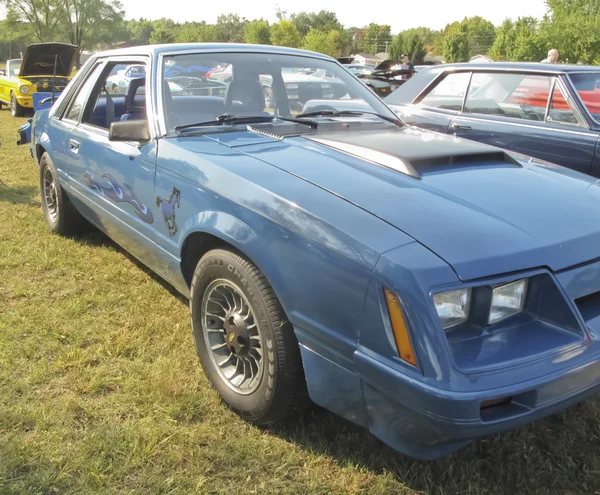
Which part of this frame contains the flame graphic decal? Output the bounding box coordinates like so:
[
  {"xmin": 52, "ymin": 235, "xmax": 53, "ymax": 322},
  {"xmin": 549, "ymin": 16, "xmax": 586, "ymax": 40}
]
[{"xmin": 84, "ymin": 172, "xmax": 154, "ymax": 224}]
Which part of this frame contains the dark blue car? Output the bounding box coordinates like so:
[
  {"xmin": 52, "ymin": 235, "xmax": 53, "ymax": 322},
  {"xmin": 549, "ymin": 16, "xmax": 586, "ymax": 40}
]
[
  {"xmin": 17, "ymin": 44, "xmax": 600, "ymax": 459},
  {"xmin": 385, "ymin": 63, "xmax": 600, "ymax": 177}
]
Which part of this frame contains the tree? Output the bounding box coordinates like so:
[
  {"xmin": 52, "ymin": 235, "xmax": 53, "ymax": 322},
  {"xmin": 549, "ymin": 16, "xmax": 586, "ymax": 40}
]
[
  {"xmin": 270, "ymin": 20, "xmax": 302, "ymax": 48},
  {"xmin": 443, "ymin": 32, "xmax": 470, "ymax": 62},
  {"xmin": 361, "ymin": 23, "xmax": 392, "ymax": 54},
  {"xmin": 128, "ymin": 18, "xmax": 154, "ymax": 45},
  {"xmin": 489, "ymin": 17, "xmax": 545, "ymax": 62},
  {"xmin": 214, "ymin": 14, "xmax": 247, "ymax": 43},
  {"xmin": 540, "ymin": 0, "xmax": 600, "ymax": 64},
  {"xmin": 290, "ymin": 10, "xmax": 342, "ymax": 37},
  {"xmin": 302, "ymin": 28, "xmax": 342, "ymax": 57},
  {"xmin": 61, "ymin": 0, "xmax": 125, "ymax": 66},
  {"xmin": 1, "ymin": 0, "xmax": 64, "ymax": 42},
  {"xmin": 176, "ymin": 22, "xmax": 216, "ymax": 43},
  {"xmin": 244, "ymin": 19, "xmax": 271, "ymax": 45},
  {"xmin": 434, "ymin": 16, "xmax": 495, "ymax": 57},
  {"xmin": 149, "ymin": 18, "xmax": 177, "ymax": 44},
  {"xmin": 389, "ymin": 32, "xmax": 427, "ymax": 63}
]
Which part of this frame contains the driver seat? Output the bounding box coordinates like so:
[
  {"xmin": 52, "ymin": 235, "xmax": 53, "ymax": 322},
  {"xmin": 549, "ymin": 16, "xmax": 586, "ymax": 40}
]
[{"xmin": 224, "ymin": 79, "xmax": 269, "ymax": 115}]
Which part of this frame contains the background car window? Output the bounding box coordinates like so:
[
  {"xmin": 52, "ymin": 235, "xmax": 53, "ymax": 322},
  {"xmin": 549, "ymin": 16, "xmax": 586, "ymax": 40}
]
[
  {"xmin": 569, "ymin": 73, "xmax": 600, "ymax": 123},
  {"xmin": 465, "ymin": 73, "xmax": 551, "ymax": 121},
  {"xmin": 81, "ymin": 61, "xmax": 148, "ymax": 130},
  {"xmin": 419, "ymin": 72, "xmax": 471, "ymax": 111},
  {"xmin": 547, "ymin": 84, "xmax": 579, "ymax": 126},
  {"xmin": 63, "ymin": 63, "xmax": 105, "ymax": 122}
]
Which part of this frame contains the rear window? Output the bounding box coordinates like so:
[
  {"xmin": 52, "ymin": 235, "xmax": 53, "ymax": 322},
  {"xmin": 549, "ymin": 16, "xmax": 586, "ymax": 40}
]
[{"xmin": 569, "ymin": 73, "xmax": 600, "ymax": 123}]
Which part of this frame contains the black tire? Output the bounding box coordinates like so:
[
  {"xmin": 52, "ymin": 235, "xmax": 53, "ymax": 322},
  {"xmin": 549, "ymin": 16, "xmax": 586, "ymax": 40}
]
[
  {"xmin": 10, "ymin": 92, "xmax": 25, "ymax": 117},
  {"xmin": 190, "ymin": 249, "xmax": 307, "ymax": 424},
  {"xmin": 39, "ymin": 152, "xmax": 87, "ymax": 235}
]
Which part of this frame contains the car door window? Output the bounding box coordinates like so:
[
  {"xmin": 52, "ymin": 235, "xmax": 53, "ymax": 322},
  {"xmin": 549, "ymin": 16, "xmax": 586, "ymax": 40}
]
[
  {"xmin": 62, "ymin": 63, "xmax": 105, "ymax": 123},
  {"xmin": 81, "ymin": 60, "xmax": 148, "ymax": 130},
  {"xmin": 547, "ymin": 83, "xmax": 580, "ymax": 126},
  {"xmin": 464, "ymin": 73, "xmax": 551, "ymax": 122},
  {"xmin": 419, "ymin": 72, "xmax": 471, "ymax": 111}
]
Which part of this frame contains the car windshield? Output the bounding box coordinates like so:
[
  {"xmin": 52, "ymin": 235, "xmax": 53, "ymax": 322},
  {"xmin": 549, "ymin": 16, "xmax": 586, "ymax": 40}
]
[
  {"xmin": 8, "ymin": 60, "xmax": 21, "ymax": 77},
  {"xmin": 160, "ymin": 52, "xmax": 397, "ymax": 133},
  {"xmin": 569, "ymin": 73, "xmax": 600, "ymax": 123}
]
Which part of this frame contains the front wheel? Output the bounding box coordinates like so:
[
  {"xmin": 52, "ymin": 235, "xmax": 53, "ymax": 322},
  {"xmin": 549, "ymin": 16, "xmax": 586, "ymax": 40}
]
[
  {"xmin": 190, "ymin": 249, "xmax": 307, "ymax": 424},
  {"xmin": 10, "ymin": 92, "xmax": 25, "ymax": 117},
  {"xmin": 39, "ymin": 153, "xmax": 87, "ymax": 235}
]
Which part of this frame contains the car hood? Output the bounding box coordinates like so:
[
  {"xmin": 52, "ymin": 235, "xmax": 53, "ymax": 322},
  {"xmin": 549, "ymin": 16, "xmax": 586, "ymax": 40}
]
[
  {"xmin": 19, "ymin": 42, "xmax": 77, "ymax": 78},
  {"xmin": 221, "ymin": 125, "xmax": 600, "ymax": 280}
]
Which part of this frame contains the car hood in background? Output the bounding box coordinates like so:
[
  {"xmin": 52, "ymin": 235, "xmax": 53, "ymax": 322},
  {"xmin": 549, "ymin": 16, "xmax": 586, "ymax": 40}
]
[
  {"xmin": 19, "ymin": 42, "xmax": 78, "ymax": 78},
  {"xmin": 206, "ymin": 125, "xmax": 600, "ymax": 280}
]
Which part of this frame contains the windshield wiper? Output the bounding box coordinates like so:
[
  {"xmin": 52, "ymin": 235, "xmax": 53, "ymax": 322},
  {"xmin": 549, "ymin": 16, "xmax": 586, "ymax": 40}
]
[
  {"xmin": 295, "ymin": 110, "xmax": 403, "ymax": 127},
  {"xmin": 175, "ymin": 113, "xmax": 317, "ymax": 132}
]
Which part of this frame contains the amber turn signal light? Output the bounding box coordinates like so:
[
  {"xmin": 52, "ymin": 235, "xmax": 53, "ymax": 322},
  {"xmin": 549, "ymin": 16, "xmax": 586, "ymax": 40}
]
[{"xmin": 384, "ymin": 289, "xmax": 418, "ymax": 366}]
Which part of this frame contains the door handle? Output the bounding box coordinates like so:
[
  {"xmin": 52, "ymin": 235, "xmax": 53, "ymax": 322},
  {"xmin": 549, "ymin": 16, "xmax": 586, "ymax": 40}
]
[
  {"xmin": 451, "ymin": 123, "xmax": 472, "ymax": 131},
  {"xmin": 69, "ymin": 139, "xmax": 79, "ymax": 153}
]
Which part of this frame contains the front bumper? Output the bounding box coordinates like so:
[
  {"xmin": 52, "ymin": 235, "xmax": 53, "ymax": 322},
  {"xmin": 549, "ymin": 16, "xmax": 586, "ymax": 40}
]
[
  {"xmin": 356, "ymin": 348, "xmax": 600, "ymax": 459},
  {"xmin": 15, "ymin": 94, "xmax": 33, "ymax": 108}
]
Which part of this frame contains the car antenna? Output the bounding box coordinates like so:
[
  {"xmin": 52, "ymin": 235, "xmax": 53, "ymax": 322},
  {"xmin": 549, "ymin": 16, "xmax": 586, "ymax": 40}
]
[{"xmin": 50, "ymin": 54, "xmax": 58, "ymax": 104}]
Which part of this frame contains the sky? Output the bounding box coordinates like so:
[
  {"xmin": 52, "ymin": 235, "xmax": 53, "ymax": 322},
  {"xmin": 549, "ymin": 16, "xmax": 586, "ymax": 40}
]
[{"xmin": 119, "ymin": 0, "xmax": 549, "ymax": 31}]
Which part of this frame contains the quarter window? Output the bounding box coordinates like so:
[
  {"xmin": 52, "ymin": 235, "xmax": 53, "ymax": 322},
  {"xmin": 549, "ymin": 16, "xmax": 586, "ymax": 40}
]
[
  {"xmin": 464, "ymin": 73, "xmax": 551, "ymax": 122},
  {"xmin": 63, "ymin": 63, "xmax": 104, "ymax": 122},
  {"xmin": 547, "ymin": 84, "xmax": 579, "ymax": 126},
  {"xmin": 419, "ymin": 72, "xmax": 471, "ymax": 111}
]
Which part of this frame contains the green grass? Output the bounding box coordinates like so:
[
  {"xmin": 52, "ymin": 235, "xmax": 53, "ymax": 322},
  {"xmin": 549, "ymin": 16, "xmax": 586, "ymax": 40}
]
[{"xmin": 2, "ymin": 109, "xmax": 600, "ymax": 494}]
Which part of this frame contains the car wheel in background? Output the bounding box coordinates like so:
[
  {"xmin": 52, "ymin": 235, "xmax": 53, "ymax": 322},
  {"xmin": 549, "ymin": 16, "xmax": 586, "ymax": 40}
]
[
  {"xmin": 39, "ymin": 152, "xmax": 87, "ymax": 235},
  {"xmin": 10, "ymin": 92, "xmax": 25, "ymax": 117},
  {"xmin": 190, "ymin": 248, "xmax": 307, "ymax": 424},
  {"xmin": 263, "ymin": 86, "xmax": 274, "ymax": 108}
]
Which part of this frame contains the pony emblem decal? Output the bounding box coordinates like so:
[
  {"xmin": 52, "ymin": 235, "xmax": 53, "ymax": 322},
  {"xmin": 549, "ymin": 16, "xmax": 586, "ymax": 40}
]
[
  {"xmin": 156, "ymin": 187, "xmax": 181, "ymax": 237},
  {"xmin": 84, "ymin": 172, "xmax": 154, "ymax": 224}
]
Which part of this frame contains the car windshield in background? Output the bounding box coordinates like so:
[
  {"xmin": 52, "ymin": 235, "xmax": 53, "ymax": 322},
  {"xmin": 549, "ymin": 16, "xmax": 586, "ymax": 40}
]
[
  {"xmin": 9, "ymin": 61, "xmax": 21, "ymax": 76},
  {"xmin": 160, "ymin": 52, "xmax": 396, "ymax": 132},
  {"xmin": 569, "ymin": 73, "xmax": 600, "ymax": 123}
]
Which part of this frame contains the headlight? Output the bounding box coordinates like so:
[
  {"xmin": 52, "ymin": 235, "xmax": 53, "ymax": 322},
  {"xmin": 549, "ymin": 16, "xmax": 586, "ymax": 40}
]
[
  {"xmin": 433, "ymin": 288, "xmax": 471, "ymax": 330},
  {"xmin": 20, "ymin": 85, "xmax": 29, "ymax": 94},
  {"xmin": 489, "ymin": 279, "xmax": 528, "ymax": 325},
  {"xmin": 322, "ymin": 83, "xmax": 331, "ymax": 88},
  {"xmin": 285, "ymin": 83, "xmax": 298, "ymax": 89}
]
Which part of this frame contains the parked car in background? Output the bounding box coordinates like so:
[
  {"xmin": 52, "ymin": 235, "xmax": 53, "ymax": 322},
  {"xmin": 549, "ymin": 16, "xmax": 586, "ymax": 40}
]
[
  {"xmin": 17, "ymin": 43, "xmax": 600, "ymax": 461},
  {"xmin": 385, "ymin": 62, "xmax": 600, "ymax": 177},
  {"xmin": 0, "ymin": 42, "xmax": 77, "ymax": 116}
]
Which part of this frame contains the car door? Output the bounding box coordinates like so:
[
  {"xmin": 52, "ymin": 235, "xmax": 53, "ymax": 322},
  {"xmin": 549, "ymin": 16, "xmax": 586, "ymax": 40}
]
[
  {"xmin": 449, "ymin": 72, "xmax": 598, "ymax": 175},
  {"xmin": 62, "ymin": 58, "xmax": 165, "ymax": 273},
  {"xmin": 388, "ymin": 71, "xmax": 471, "ymax": 133}
]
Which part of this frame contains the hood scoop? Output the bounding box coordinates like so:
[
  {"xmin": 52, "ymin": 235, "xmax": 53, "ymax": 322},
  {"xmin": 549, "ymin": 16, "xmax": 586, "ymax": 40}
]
[{"xmin": 304, "ymin": 129, "xmax": 522, "ymax": 179}]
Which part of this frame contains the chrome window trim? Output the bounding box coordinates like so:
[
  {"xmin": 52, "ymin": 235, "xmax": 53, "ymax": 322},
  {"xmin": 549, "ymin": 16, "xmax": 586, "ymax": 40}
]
[{"xmin": 450, "ymin": 113, "xmax": 596, "ymax": 137}]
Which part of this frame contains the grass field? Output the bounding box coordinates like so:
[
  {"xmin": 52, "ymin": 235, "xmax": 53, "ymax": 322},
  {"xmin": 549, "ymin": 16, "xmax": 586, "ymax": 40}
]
[{"xmin": 2, "ymin": 109, "xmax": 600, "ymax": 494}]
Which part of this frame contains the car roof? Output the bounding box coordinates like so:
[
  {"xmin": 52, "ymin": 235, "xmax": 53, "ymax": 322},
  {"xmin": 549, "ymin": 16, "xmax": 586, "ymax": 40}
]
[
  {"xmin": 437, "ymin": 62, "xmax": 600, "ymax": 75},
  {"xmin": 92, "ymin": 43, "xmax": 335, "ymax": 62}
]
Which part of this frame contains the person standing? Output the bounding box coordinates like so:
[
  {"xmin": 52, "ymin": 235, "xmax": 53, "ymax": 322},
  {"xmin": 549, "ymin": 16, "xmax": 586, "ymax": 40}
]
[
  {"xmin": 400, "ymin": 54, "xmax": 415, "ymax": 80},
  {"xmin": 541, "ymin": 49, "xmax": 559, "ymax": 63}
]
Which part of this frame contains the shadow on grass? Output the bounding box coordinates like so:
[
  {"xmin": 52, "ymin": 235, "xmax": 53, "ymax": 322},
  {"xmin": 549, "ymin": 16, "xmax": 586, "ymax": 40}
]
[
  {"xmin": 0, "ymin": 184, "xmax": 40, "ymax": 207},
  {"xmin": 268, "ymin": 400, "xmax": 599, "ymax": 494},
  {"xmin": 74, "ymin": 229, "xmax": 187, "ymax": 304}
]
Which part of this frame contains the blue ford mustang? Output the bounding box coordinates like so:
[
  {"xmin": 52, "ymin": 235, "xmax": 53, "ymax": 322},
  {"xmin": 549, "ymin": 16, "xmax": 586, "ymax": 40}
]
[{"xmin": 19, "ymin": 43, "xmax": 600, "ymax": 459}]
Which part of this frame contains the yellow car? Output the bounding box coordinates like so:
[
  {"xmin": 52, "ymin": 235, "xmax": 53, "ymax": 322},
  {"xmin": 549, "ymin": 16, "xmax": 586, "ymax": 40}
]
[{"xmin": 0, "ymin": 42, "xmax": 77, "ymax": 117}]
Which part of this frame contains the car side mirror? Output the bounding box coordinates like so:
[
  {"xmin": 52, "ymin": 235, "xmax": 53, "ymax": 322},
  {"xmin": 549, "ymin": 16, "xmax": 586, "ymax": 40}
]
[{"xmin": 109, "ymin": 119, "xmax": 151, "ymax": 143}]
